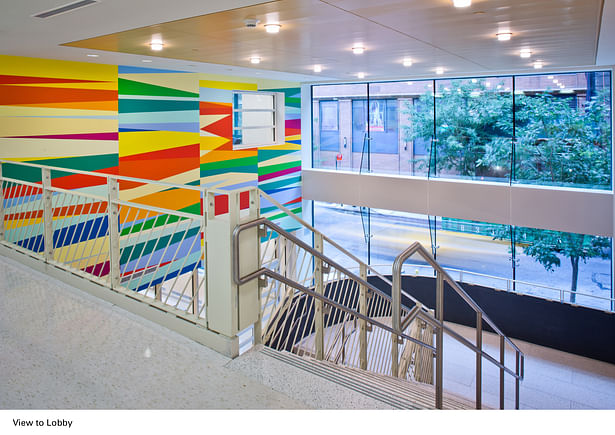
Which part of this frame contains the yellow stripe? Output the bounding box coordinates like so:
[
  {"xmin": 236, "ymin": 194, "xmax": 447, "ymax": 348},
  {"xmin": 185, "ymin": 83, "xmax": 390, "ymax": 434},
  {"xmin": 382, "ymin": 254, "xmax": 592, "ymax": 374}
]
[
  {"xmin": 53, "ymin": 237, "xmax": 109, "ymax": 268},
  {"xmin": 201, "ymin": 172, "xmax": 257, "ymax": 189},
  {"xmin": 199, "ymin": 80, "xmax": 256, "ymax": 91},
  {"xmin": 7, "ymin": 81, "xmax": 117, "ymax": 91},
  {"xmin": 118, "ymin": 131, "xmax": 199, "ymax": 157},
  {"xmin": 200, "ymin": 136, "xmax": 230, "ymax": 150},
  {"xmin": 0, "ymin": 105, "xmax": 117, "ymax": 118},
  {"xmin": 0, "ymin": 55, "xmax": 117, "ymax": 82}
]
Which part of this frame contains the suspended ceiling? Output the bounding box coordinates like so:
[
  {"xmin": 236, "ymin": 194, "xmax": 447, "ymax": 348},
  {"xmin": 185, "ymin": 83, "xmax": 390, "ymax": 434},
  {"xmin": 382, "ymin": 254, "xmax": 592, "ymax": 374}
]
[{"xmin": 1, "ymin": 0, "xmax": 613, "ymax": 81}]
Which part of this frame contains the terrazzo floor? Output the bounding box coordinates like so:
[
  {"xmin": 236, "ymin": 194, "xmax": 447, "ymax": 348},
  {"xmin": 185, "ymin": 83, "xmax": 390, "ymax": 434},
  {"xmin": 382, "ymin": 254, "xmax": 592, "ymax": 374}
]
[{"xmin": 1, "ymin": 253, "xmax": 615, "ymax": 410}]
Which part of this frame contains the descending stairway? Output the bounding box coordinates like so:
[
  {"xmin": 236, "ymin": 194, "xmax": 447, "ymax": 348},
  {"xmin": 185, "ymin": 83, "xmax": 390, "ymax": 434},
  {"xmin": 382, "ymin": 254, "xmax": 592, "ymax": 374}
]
[{"xmin": 260, "ymin": 346, "xmax": 477, "ymax": 410}]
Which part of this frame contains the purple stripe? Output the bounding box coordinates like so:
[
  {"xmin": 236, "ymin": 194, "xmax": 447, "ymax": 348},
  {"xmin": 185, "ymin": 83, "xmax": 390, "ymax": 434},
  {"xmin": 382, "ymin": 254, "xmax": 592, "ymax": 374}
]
[
  {"xmin": 258, "ymin": 166, "xmax": 300, "ymax": 182},
  {"xmin": 286, "ymin": 119, "xmax": 301, "ymax": 129}
]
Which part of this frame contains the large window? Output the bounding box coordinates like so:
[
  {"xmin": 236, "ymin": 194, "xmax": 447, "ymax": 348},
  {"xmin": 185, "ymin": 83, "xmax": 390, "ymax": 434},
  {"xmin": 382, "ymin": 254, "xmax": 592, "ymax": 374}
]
[
  {"xmin": 311, "ymin": 202, "xmax": 614, "ymax": 312},
  {"xmin": 311, "ymin": 70, "xmax": 612, "ymax": 188}
]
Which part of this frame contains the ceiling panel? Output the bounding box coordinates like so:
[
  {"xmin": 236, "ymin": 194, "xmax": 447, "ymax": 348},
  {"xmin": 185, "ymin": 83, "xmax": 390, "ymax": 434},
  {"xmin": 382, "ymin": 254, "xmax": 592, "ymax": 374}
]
[{"xmin": 64, "ymin": 0, "xmax": 605, "ymax": 79}]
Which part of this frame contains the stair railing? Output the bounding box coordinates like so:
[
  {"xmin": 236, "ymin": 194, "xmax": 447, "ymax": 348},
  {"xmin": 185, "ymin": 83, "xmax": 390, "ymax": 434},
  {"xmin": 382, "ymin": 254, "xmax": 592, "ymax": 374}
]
[{"xmin": 393, "ymin": 242, "xmax": 525, "ymax": 410}]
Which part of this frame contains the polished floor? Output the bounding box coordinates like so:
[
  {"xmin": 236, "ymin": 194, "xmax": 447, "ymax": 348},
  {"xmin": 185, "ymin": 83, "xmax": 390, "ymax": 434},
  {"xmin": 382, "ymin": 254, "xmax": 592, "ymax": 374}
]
[{"xmin": 1, "ymin": 254, "xmax": 614, "ymax": 410}]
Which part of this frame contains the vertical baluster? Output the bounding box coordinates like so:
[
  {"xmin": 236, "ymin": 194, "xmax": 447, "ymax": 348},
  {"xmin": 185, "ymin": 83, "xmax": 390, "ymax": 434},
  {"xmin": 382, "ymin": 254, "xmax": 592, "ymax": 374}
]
[{"xmin": 0, "ymin": 164, "xmax": 4, "ymax": 242}]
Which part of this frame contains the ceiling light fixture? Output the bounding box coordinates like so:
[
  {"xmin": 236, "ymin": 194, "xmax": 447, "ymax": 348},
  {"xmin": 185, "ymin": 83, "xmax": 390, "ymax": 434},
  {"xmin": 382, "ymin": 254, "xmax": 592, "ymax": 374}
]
[
  {"xmin": 264, "ymin": 23, "xmax": 281, "ymax": 34},
  {"xmin": 250, "ymin": 56, "xmax": 261, "ymax": 64},
  {"xmin": 86, "ymin": 54, "xmax": 99, "ymax": 57},
  {"xmin": 533, "ymin": 60, "xmax": 543, "ymax": 69},
  {"xmin": 496, "ymin": 32, "xmax": 512, "ymax": 41},
  {"xmin": 520, "ymin": 48, "xmax": 532, "ymax": 58},
  {"xmin": 150, "ymin": 40, "xmax": 164, "ymax": 51},
  {"xmin": 547, "ymin": 75, "xmax": 554, "ymax": 79},
  {"xmin": 357, "ymin": 72, "xmax": 365, "ymax": 79},
  {"xmin": 453, "ymin": 0, "xmax": 471, "ymax": 7},
  {"xmin": 352, "ymin": 45, "xmax": 365, "ymax": 55},
  {"xmin": 142, "ymin": 60, "xmax": 152, "ymax": 63},
  {"xmin": 436, "ymin": 67, "xmax": 444, "ymax": 75},
  {"xmin": 313, "ymin": 65, "xmax": 322, "ymax": 73},
  {"xmin": 402, "ymin": 58, "xmax": 413, "ymax": 67}
]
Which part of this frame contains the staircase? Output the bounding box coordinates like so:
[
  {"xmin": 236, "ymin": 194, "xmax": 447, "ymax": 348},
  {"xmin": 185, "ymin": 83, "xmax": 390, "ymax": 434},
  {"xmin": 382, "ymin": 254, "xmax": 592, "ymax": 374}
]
[
  {"xmin": 233, "ymin": 189, "xmax": 525, "ymax": 409},
  {"xmin": 260, "ymin": 346, "xmax": 477, "ymax": 409}
]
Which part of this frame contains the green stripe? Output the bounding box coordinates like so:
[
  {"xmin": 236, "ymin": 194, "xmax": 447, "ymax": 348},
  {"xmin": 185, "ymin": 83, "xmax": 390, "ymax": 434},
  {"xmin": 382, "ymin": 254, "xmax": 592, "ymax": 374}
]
[
  {"xmin": 258, "ymin": 176, "xmax": 301, "ymax": 191},
  {"xmin": 4, "ymin": 155, "xmax": 120, "ymax": 182},
  {"xmin": 201, "ymin": 165, "xmax": 257, "ymax": 177},
  {"xmin": 265, "ymin": 207, "xmax": 302, "ymax": 221},
  {"xmin": 120, "ymin": 226, "xmax": 200, "ymax": 264},
  {"xmin": 257, "ymin": 161, "xmax": 300, "ymax": 176},
  {"xmin": 201, "ymin": 156, "xmax": 257, "ymax": 171},
  {"xmin": 119, "ymin": 99, "xmax": 199, "ymax": 113},
  {"xmin": 258, "ymin": 150, "xmax": 294, "ymax": 160},
  {"xmin": 119, "ymin": 78, "xmax": 199, "ymax": 98}
]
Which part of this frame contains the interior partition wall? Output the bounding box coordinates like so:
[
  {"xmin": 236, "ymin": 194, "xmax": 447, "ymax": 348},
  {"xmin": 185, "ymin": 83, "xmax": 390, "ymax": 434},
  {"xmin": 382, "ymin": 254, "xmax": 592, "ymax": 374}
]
[{"xmin": 309, "ymin": 68, "xmax": 614, "ymax": 312}]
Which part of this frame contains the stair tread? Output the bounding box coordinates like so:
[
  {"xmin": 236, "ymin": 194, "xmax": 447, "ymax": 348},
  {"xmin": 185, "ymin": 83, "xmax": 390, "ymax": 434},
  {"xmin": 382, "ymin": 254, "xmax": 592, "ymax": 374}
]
[{"xmin": 261, "ymin": 346, "xmax": 478, "ymax": 410}]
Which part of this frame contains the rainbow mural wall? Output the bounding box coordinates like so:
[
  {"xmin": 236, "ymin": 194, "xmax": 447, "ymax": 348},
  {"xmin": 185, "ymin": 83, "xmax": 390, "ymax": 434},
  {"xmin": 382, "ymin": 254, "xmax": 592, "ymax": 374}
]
[{"xmin": 0, "ymin": 55, "xmax": 302, "ymax": 290}]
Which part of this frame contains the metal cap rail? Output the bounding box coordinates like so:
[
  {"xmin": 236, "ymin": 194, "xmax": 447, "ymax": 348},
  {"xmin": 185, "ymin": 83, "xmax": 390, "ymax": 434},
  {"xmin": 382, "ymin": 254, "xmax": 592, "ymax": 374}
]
[{"xmin": 393, "ymin": 241, "xmax": 525, "ymax": 410}]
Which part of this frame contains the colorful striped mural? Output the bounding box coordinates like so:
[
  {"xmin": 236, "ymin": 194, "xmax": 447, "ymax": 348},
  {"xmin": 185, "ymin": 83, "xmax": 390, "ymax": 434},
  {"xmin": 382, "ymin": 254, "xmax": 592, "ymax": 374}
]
[
  {"xmin": 0, "ymin": 55, "xmax": 118, "ymax": 194},
  {"xmin": 199, "ymin": 81, "xmax": 302, "ymax": 228},
  {"xmin": 1, "ymin": 56, "xmax": 303, "ymax": 294}
]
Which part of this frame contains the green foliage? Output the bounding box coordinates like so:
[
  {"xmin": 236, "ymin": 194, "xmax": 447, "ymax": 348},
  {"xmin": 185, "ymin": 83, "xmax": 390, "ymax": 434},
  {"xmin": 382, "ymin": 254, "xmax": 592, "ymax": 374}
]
[
  {"xmin": 514, "ymin": 89, "xmax": 612, "ymax": 188},
  {"xmin": 403, "ymin": 76, "xmax": 612, "ymax": 298}
]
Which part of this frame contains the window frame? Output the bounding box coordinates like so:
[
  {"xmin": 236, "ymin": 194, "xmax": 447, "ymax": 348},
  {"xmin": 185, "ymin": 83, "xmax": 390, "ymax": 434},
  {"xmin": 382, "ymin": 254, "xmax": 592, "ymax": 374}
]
[{"xmin": 232, "ymin": 90, "xmax": 285, "ymax": 150}]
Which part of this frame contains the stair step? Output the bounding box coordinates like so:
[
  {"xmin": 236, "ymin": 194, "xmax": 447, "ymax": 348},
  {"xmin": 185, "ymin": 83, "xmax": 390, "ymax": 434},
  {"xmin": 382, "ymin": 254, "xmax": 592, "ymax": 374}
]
[{"xmin": 260, "ymin": 347, "xmax": 477, "ymax": 409}]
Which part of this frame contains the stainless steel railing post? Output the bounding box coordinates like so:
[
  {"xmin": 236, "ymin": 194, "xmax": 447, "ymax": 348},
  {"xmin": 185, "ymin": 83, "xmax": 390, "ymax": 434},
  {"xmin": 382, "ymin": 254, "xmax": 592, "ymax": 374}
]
[
  {"xmin": 435, "ymin": 270, "xmax": 444, "ymax": 409},
  {"xmin": 476, "ymin": 312, "xmax": 482, "ymax": 409},
  {"xmin": 515, "ymin": 351, "xmax": 520, "ymax": 409},
  {"xmin": 107, "ymin": 177, "xmax": 121, "ymax": 289},
  {"xmin": 500, "ymin": 335, "xmax": 505, "ymax": 409},
  {"xmin": 359, "ymin": 263, "xmax": 368, "ymax": 370},
  {"xmin": 314, "ymin": 233, "xmax": 324, "ymax": 360},
  {"xmin": 41, "ymin": 168, "xmax": 54, "ymax": 262}
]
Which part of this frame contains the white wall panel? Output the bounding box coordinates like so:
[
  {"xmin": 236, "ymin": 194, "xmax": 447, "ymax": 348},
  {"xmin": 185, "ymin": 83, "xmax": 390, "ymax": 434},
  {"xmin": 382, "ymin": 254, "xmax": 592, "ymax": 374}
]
[{"xmin": 303, "ymin": 168, "xmax": 614, "ymax": 237}]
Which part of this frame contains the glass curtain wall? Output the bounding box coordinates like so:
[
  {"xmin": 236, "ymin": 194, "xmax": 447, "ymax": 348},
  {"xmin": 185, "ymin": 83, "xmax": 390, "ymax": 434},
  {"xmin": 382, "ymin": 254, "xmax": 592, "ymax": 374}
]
[
  {"xmin": 312, "ymin": 70, "xmax": 612, "ymax": 188},
  {"xmin": 312, "ymin": 200, "xmax": 613, "ymax": 312}
]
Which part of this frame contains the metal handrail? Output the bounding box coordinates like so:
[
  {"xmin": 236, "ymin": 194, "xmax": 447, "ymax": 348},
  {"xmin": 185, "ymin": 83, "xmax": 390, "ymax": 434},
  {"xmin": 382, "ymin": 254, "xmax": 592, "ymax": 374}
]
[
  {"xmin": 393, "ymin": 242, "xmax": 523, "ymax": 354},
  {"xmin": 393, "ymin": 241, "xmax": 525, "ymax": 409},
  {"xmin": 233, "ymin": 217, "xmax": 524, "ymax": 409},
  {"xmin": 233, "ymin": 217, "xmax": 430, "ymax": 321},
  {"xmin": 258, "ymin": 189, "xmax": 423, "ymax": 307}
]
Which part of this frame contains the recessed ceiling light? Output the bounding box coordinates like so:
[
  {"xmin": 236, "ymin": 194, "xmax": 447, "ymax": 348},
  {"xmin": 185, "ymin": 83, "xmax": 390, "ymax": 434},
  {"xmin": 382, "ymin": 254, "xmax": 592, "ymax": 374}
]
[
  {"xmin": 520, "ymin": 48, "xmax": 532, "ymax": 58},
  {"xmin": 87, "ymin": 54, "xmax": 99, "ymax": 57},
  {"xmin": 150, "ymin": 39, "xmax": 164, "ymax": 51},
  {"xmin": 142, "ymin": 59, "xmax": 153, "ymax": 63},
  {"xmin": 313, "ymin": 65, "xmax": 322, "ymax": 73},
  {"xmin": 352, "ymin": 45, "xmax": 365, "ymax": 55},
  {"xmin": 553, "ymin": 79, "xmax": 559, "ymax": 83},
  {"xmin": 264, "ymin": 23, "xmax": 281, "ymax": 34},
  {"xmin": 496, "ymin": 32, "xmax": 512, "ymax": 41},
  {"xmin": 453, "ymin": 0, "xmax": 471, "ymax": 7},
  {"xmin": 402, "ymin": 58, "xmax": 413, "ymax": 67},
  {"xmin": 250, "ymin": 56, "xmax": 261, "ymax": 64},
  {"xmin": 436, "ymin": 67, "xmax": 444, "ymax": 75},
  {"xmin": 357, "ymin": 72, "xmax": 365, "ymax": 79},
  {"xmin": 547, "ymin": 75, "xmax": 554, "ymax": 79},
  {"xmin": 533, "ymin": 61, "xmax": 543, "ymax": 69}
]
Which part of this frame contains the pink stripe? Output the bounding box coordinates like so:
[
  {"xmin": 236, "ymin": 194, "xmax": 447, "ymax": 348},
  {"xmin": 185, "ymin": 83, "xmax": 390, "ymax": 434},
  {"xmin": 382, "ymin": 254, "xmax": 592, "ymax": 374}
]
[
  {"xmin": 258, "ymin": 166, "xmax": 300, "ymax": 182},
  {"xmin": 286, "ymin": 119, "xmax": 301, "ymax": 129},
  {"xmin": 9, "ymin": 132, "xmax": 118, "ymax": 141}
]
